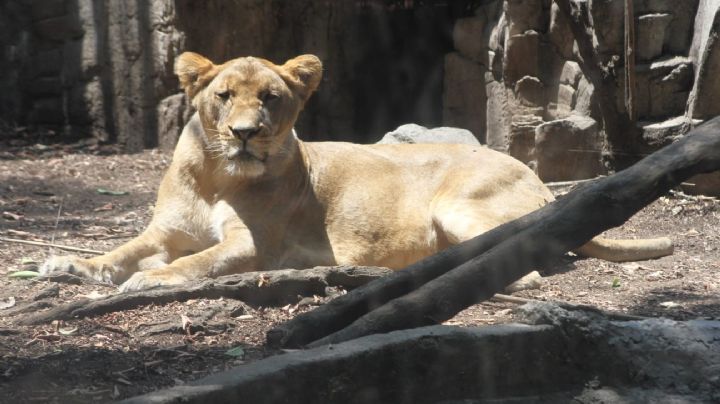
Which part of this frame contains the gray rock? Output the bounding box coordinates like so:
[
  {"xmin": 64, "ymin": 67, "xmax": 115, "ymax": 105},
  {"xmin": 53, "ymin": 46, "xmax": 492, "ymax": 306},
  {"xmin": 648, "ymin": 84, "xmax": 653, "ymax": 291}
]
[
  {"xmin": 485, "ymin": 76, "xmax": 510, "ymax": 151},
  {"xmin": 504, "ymin": 0, "xmax": 545, "ymax": 36},
  {"xmin": 637, "ymin": 13, "xmax": 673, "ymax": 62},
  {"xmin": 29, "ymin": 0, "xmax": 66, "ymax": 21},
  {"xmin": 514, "ymin": 75, "xmax": 544, "ymax": 107},
  {"xmin": 377, "ymin": 123, "xmax": 479, "ymax": 146},
  {"xmin": 29, "ymin": 49, "xmax": 62, "ymax": 78},
  {"xmin": 28, "ymin": 97, "xmax": 64, "ymax": 125},
  {"xmin": 689, "ymin": 0, "xmax": 720, "ymax": 63},
  {"xmin": 641, "ymin": 115, "xmax": 698, "ymax": 148},
  {"xmin": 503, "ymin": 30, "xmax": 540, "ymax": 84},
  {"xmin": 157, "ymin": 93, "xmax": 194, "ymax": 151},
  {"xmin": 67, "ymin": 79, "xmax": 110, "ymax": 141},
  {"xmin": 508, "ymin": 114, "xmax": 543, "ymax": 163},
  {"xmin": 688, "ymin": 3, "xmax": 720, "ymax": 119},
  {"xmin": 32, "ymin": 15, "xmax": 84, "ymax": 41},
  {"xmin": 635, "ymin": 56, "xmax": 694, "ymax": 119},
  {"xmin": 573, "ymin": 75, "xmax": 595, "ymax": 116},
  {"xmin": 559, "ymin": 61, "xmax": 582, "ymax": 87},
  {"xmin": 548, "ymin": 2, "xmax": 575, "ymax": 60},
  {"xmin": 442, "ymin": 52, "xmax": 487, "ymax": 143},
  {"xmin": 535, "ymin": 115, "xmax": 602, "ymax": 181},
  {"xmin": 26, "ymin": 77, "xmax": 62, "ymax": 96},
  {"xmin": 547, "ymin": 84, "xmax": 576, "ymax": 120},
  {"xmin": 590, "ymin": 0, "xmax": 625, "ymax": 57},
  {"xmin": 452, "ymin": 16, "xmax": 487, "ymax": 64}
]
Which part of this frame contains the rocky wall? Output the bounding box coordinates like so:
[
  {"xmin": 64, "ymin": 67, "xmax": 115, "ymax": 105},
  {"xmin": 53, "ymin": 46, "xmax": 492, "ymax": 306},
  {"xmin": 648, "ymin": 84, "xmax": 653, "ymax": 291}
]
[
  {"xmin": 444, "ymin": 0, "xmax": 720, "ymax": 183},
  {"xmin": 0, "ymin": 0, "xmax": 463, "ymax": 151}
]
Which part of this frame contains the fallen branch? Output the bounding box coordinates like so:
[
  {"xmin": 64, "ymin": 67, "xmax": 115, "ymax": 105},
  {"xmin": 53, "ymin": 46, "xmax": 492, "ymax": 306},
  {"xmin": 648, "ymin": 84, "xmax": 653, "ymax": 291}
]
[
  {"xmin": 270, "ymin": 117, "xmax": 720, "ymax": 348},
  {"xmin": 0, "ymin": 237, "xmax": 105, "ymax": 255},
  {"xmin": 20, "ymin": 266, "xmax": 391, "ymax": 325}
]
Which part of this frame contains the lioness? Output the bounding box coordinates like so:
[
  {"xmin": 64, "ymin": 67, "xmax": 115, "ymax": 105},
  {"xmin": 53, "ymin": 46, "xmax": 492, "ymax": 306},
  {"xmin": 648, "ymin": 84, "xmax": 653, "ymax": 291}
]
[{"xmin": 41, "ymin": 53, "xmax": 672, "ymax": 291}]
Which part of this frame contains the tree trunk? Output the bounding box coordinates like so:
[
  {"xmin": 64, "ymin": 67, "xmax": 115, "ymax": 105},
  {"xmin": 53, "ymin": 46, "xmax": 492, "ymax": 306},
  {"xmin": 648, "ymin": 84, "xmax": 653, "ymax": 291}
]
[{"xmin": 554, "ymin": 0, "xmax": 641, "ymax": 168}]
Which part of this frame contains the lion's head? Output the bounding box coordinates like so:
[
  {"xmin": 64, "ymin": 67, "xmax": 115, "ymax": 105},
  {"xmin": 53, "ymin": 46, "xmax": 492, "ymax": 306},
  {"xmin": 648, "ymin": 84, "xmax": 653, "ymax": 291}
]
[{"xmin": 174, "ymin": 52, "xmax": 322, "ymax": 178}]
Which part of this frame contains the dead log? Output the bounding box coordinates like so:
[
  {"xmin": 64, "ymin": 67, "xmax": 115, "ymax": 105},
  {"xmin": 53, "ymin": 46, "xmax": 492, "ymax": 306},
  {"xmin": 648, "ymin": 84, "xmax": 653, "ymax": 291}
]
[
  {"xmin": 270, "ymin": 117, "xmax": 720, "ymax": 348},
  {"xmin": 20, "ymin": 266, "xmax": 391, "ymax": 325}
]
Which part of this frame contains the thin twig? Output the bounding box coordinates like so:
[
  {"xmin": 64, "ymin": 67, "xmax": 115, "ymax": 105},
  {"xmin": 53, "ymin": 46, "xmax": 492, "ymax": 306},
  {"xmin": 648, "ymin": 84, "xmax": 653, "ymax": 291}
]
[
  {"xmin": 544, "ymin": 176, "xmax": 605, "ymax": 189},
  {"xmin": 0, "ymin": 237, "xmax": 105, "ymax": 255},
  {"xmin": 49, "ymin": 196, "xmax": 65, "ymax": 254}
]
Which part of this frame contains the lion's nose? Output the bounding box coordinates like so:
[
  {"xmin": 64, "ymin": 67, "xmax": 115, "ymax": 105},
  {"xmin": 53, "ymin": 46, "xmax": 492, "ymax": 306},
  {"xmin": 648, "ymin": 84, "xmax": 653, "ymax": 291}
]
[{"xmin": 229, "ymin": 125, "xmax": 261, "ymax": 140}]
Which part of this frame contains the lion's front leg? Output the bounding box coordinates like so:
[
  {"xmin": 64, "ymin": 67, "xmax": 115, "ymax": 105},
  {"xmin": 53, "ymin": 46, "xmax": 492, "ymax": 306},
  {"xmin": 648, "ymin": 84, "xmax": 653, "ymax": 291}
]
[
  {"xmin": 40, "ymin": 228, "xmax": 173, "ymax": 284},
  {"xmin": 118, "ymin": 239, "xmax": 256, "ymax": 292}
]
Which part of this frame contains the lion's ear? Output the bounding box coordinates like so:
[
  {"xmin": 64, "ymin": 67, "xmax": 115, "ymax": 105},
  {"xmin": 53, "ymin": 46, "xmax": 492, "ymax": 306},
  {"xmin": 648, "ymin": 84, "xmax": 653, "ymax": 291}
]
[
  {"xmin": 281, "ymin": 55, "xmax": 323, "ymax": 102},
  {"xmin": 175, "ymin": 52, "xmax": 218, "ymax": 100}
]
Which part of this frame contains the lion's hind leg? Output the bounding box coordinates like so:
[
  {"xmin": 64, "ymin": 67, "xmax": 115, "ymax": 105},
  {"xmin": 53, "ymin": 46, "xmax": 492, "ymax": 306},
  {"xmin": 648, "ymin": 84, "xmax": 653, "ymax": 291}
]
[{"xmin": 432, "ymin": 200, "xmax": 543, "ymax": 292}]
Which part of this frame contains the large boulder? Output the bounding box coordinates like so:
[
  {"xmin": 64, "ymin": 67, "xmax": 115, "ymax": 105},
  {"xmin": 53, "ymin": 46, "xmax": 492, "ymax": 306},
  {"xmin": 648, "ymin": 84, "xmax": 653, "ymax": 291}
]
[
  {"xmin": 535, "ymin": 115, "xmax": 603, "ymax": 181},
  {"xmin": 509, "ymin": 114, "xmax": 544, "ymax": 164},
  {"xmin": 503, "ymin": 30, "xmax": 541, "ymax": 84},
  {"xmin": 688, "ymin": 3, "xmax": 720, "ymax": 119},
  {"xmin": 453, "ymin": 16, "xmax": 487, "ymax": 64},
  {"xmin": 636, "ymin": 13, "xmax": 673, "ymax": 62},
  {"xmin": 377, "ymin": 123, "xmax": 480, "ymax": 145},
  {"xmin": 548, "ymin": 2, "xmax": 575, "ymax": 60},
  {"xmin": 485, "ymin": 77, "xmax": 510, "ymax": 151},
  {"xmin": 641, "ymin": 116, "xmax": 701, "ymax": 148},
  {"xmin": 504, "ymin": 0, "xmax": 546, "ymax": 36},
  {"xmin": 635, "ymin": 57, "xmax": 694, "ymax": 119}
]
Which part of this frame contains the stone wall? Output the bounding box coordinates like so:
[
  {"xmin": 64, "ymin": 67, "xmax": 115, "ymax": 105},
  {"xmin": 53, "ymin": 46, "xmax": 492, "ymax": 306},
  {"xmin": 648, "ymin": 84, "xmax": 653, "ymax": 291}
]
[
  {"xmin": 2, "ymin": 0, "xmax": 719, "ymax": 191},
  {"xmin": 444, "ymin": 0, "xmax": 720, "ymax": 183},
  {"xmin": 0, "ymin": 0, "xmax": 464, "ymax": 151}
]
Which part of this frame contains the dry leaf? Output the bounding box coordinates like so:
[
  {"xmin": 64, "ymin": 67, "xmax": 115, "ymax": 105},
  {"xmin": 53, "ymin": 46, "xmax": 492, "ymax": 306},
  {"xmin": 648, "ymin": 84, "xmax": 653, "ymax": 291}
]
[
  {"xmin": 94, "ymin": 202, "xmax": 114, "ymax": 212},
  {"xmin": 0, "ymin": 297, "xmax": 16, "ymax": 310},
  {"xmin": 58, "ymin": 326, "xmax": 79, "ymax": 335},
  {"xmin": 2, "ymin": 211, "xmax": 23, "ymax": 221},
  {"xmin": 180, "ymin": 314, "xmax": 192, "ymax": 334},
  {"xmin": 78, "ymin": 290, "xmax": 106, "ymax": 300},
  {"xmin": 257, "ymin": 274, "xmax": 270, "ymax": 287}
]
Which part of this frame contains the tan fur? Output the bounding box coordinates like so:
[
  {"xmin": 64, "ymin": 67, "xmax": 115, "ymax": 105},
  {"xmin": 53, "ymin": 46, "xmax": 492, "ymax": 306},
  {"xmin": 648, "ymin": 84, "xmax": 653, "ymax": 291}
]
[{"xmin": 40, "ymin": 53, "xmax": 673, "ymax": 291}]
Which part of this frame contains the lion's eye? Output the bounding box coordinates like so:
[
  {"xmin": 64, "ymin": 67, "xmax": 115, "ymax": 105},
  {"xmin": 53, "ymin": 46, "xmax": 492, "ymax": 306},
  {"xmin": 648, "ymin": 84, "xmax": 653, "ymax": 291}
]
[
  {"xmin": 261, "ymin": 91, "xmax": 279, "ymax": 103},
  {"xmin": 216, "ymin": 90, "xmax": 230, "ymax": 101}
]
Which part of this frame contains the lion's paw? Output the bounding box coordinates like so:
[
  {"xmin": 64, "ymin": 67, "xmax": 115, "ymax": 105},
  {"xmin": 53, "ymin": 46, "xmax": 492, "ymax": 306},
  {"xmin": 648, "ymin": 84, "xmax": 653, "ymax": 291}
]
[
  {"xmin": 39, "ymin": 256, "xmax": 113, "ymax": 283},
  {"xmin": 118, "ymin": 270, "xmax": 187, "ymax": 292}
]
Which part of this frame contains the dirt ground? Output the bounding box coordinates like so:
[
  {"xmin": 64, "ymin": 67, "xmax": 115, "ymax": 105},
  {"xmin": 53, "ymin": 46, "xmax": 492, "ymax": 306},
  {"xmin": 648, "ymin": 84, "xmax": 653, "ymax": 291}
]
[{"xmin": 0, "ymin": 136, "xmax": 719, "ymax": 403}]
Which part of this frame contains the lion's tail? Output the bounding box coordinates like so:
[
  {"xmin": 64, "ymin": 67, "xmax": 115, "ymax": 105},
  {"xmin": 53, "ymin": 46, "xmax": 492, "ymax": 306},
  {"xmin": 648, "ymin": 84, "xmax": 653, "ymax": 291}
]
[{"xmin": 575, "ymin": 237, "xmax": 674, "ymax": 262}]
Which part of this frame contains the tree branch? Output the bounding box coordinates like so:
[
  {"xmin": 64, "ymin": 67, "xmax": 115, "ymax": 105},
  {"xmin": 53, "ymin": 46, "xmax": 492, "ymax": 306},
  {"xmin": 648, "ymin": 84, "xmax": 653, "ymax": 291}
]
[{"xmin": 20, "ymin": 266, "xmax": 392, "ymax": 325}]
